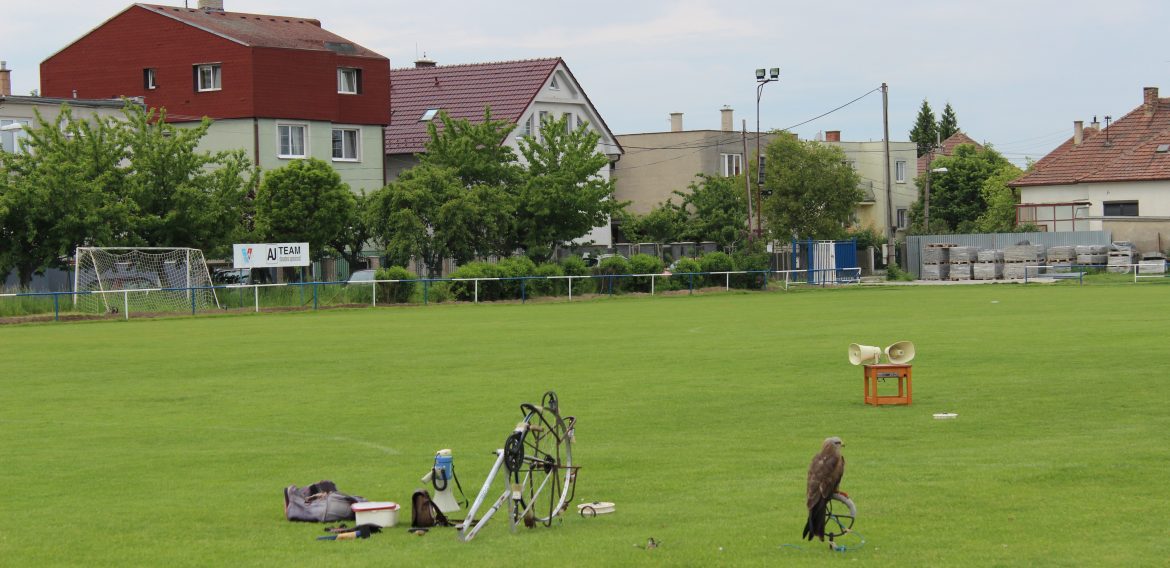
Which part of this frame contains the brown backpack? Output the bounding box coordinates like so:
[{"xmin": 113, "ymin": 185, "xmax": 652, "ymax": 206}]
[{"xmin": 410, "ymin": 489, "xmax": 453, "ymax": 529}]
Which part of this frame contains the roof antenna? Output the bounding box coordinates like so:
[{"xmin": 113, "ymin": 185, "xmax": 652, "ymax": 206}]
[{"xmin": 1104, "ymin": 115, "xmax": 1112, "ymax": 147}]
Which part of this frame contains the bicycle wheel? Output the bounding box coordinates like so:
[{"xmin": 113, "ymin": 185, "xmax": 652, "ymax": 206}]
[
  {"xmin": 506, "ymin": 392, "xmax": 576, "ymax": 529},
  {"xmin": 824, "ymin": 493, "xmax": 856, "ymax": 538}
]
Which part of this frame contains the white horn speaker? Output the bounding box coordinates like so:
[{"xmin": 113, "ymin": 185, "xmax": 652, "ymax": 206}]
[
  {"xmin": 848, "ymin": 344, "xmax": 882, "ymax": 365},
  {"xmin": 885, "ymin": 341, "xmax": 916, "ymax": 364}
]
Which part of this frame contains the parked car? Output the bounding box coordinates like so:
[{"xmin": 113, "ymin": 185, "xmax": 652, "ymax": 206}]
[
  {"xmin": 212, "ymin": 268, "xmax": 251, "ymax": 285},
  {"xmin": 346, "ymin": 269, "xmax": 376, "ymax": 284}
]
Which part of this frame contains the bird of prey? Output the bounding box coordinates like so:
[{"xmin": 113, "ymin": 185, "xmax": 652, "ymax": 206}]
[{"xmin": 803, "ymin": 436, "xmax": 845, "ymax": 543}]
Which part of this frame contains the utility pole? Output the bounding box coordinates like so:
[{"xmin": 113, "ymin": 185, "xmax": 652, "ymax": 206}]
[
  {"xmin": 742, "ymin": 120, "xmax": 753, "ymax": 243},
  {"xmin": 882, "ymin": 83, "xmax": 895, "ymax": 267}
]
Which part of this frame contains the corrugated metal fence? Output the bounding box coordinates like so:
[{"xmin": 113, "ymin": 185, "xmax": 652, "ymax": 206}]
[{"xmin": 907, "ymin": 231, "xmax": 1112, "ymax": 278}]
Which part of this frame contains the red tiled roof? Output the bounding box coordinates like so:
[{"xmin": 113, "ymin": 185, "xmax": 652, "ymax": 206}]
[
  {"xmin": 384, "ymin": 58, "xmax": 562, "ymax": 154},
  {"xmin": 136, "ymin": 3, "xmax": 384, "ymax": 58},
  {"xmin": 917, "ymin": 131, "xmax": 982, "ymax": 176},
  {"xmin": 1012, "ymin": 91, "xmax": 1170, "ymax": 187}
]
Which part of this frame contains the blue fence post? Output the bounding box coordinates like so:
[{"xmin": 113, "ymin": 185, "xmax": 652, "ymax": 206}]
[
  {"xmin": 191, "ymin": 287, "xmax": 196, "ymax": 315},
  {"xmin": 521, "ymin": 279, "xmax": 527, "ymax": 304},
  {"xmin": 54, "ymin": 293, "xmax": 60, "ymax": 322},
  {"xmin": 313, "ymin": 283, "xmax": 318, "ymax": 310},
  {"xmin": 609, "ymin": 275, "xmax": 615, "ymax": 296},
  {"xmin": 424, "ymin": 280, "xmax": 429, "ymax": 305},
  {"xmin": 689, "ymin": 273, "xmax": 694, "ymax": 294}
]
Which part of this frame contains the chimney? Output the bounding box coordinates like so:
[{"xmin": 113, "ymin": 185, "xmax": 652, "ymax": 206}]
[
  {"xmin": 1144, "ymin": 87, "xmax": 1159, "ymax": 116},
  {"xmin": 414, "ymin": 55, "xmax": 437, "ymax": 68},
  {"xmin": 720, "ymin": 106, "xmax": 733, "ymax": 132},
  {"xmin": 1090, "ymin": 115, "xmax": 1100, "ymax": 131},
  {"xmin": 0, "ymin": 61, "xmax": 10, "ymax": 97},
  {"xmin": 825, "ymin": 130, "xmax": 841, "ymax": 142},
  {"xmin": 670, "ymin": 112, "xmax": 683, "ymax": 132},
  {"xmin": 1073, "ymin": 120, "xmax": 1083, "ymax": 145},
  {"xmin": 197, "ymin": 0, "xmax": 225, "ymax": 11}
]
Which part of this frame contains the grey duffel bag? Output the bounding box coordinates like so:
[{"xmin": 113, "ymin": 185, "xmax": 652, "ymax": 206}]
[{"xmin": 284, "ymin": 480, "xmax": 366, "ymax": 522}]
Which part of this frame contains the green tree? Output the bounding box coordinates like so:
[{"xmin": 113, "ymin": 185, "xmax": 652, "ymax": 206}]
[
  {"xmin": 0, "ymin": 107, "xmax": 133, "ymax": 288},
  {"xmin": 974, "ymin": 167, "xmax": 1026, "ymax": 233},
  {"xmin": 328, "ymin": 190, "xmax": 371, "ymax": 270},
  {"xmin": 515, "ymin": 114, "xmax": 620, "ymax": 261},
  {"xmin": 759, "ymin": 133, "xmax": 863, "ymax": 240},
  {"xmin": 908, "ymin": 144, "xmax": 1021, "ymax": 234},
  {"xmin": 254, "ymin": 158, "xmax": 352, "ymax": 262},
  {"xmin": 120, "ymin": 106, "xmax": 254, "ymax": 257},
  {"xmin": 367, "ymin": 164, "xmax": 513, "ymax": 278},
  {"xmin": 422, "ymin": 108, "xmax": 522, "ymax": 188},
  {"xmin": 910, "ymin": 99, "xmax": 938, "ymax": 157},
  {"xmin": 677, "ymin": 174, "xmax": 748, "ymax": 247},
  {"xmin": 938, "ymin": 102, "xmax": 959, "ymax": 141},
  {"xmin": 614, "ymin": 202, "xmax": 686, "ymax": 244}
]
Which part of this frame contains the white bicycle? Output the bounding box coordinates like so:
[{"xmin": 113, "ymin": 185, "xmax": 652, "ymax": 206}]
[{"xmin": 459, "ymin": 391, "xmax": 578, "ymax": 541}]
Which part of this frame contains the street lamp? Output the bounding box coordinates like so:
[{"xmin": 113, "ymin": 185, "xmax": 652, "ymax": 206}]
[
  {"xmin": 755, "ymin": 67, "xmax": 779, "ymax": 238},
  {"xmin": 924, "ymin": 166, "xmax": 947, "ymax": 234}
]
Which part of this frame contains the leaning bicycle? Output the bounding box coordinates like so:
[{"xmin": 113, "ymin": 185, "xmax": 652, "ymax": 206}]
[{"xmin": 459, "ymin": 391, "xmax": 578, "ymax": 541}]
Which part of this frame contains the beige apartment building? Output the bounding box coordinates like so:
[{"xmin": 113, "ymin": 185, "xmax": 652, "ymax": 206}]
[{"xmin": 614, "ymin": 108, "xmax": 918, "ymax": 240}]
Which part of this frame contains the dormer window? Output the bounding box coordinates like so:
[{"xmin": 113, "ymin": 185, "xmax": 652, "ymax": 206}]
[
  {"xmin": 338, "ymin": 68, "xmax": 361, "ymax": 94},
  {"xmin": 420, "ymin": 108, "xmax": 440, "ymax": 121},
  {"xmin": 195, "ymin": 64, "xmax": 221, "ymax": 92}
]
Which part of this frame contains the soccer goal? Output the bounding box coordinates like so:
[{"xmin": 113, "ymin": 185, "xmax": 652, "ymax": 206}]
[{"xmin": 74, "ymin": 247, "xmax": 219, "ymax": 314}]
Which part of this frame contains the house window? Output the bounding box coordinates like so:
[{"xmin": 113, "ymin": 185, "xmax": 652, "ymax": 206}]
[
  {"xmin": 550, "ymin": 76, "xmax": 559, "ymax": 90},
  {"xmin": 721, "ymin": 153, "xmax": 743, "ymax": 177},
  {"xmin": 895, "ymin": 160, "xmax": 907, "ymax": 183},
  {"xmin": 195, "ymin": 64, "xmax": 221, "ymax": 92},
  {"xmin": 519, "ymin": 115, "xmax": 533, "ymax": 137},
  {"xmin": 332, "ymin": 128, "xmax": 360, "ymax": 161},
  {"xmin": 1016, "ymin": 202, "xmax": 1090, "ymax": 231},
  {"xmin": 420, "ymin": 108, "xmax": 440, "ymax": 121},
  {"xmin": 1, "ymin": 119, "xmax": 30, "ymax": 153},
  {"xmin": 897, "ymin": 208, "xmax": 908, "ymax": 229},
  {"xmin": 1103, "ymin": 201, "xmax": 1139, "ymax": 216},
  {"xmin": 144, "ymin": 68, "xmax": 157, "ymax": 90},
  {"xmin": 563, "ymin": 112, "xmax": 573, "ymax": 134},
  {"xmin": 277, "ymin": 124, "xmax": 307, "ymax": 158},
  {"xmin": 576, "ymin": 115, "xmax": 588, "ymax": 130},
  {"xmin": 337, "ymin": 68, "xmax": 361, "ymax": 94}
]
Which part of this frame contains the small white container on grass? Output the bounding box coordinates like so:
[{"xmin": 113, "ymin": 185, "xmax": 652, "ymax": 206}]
[
  {"xmin": 351, "ymin": 501, "xmax": 400, "ymax": 527},
  {"xmin": 933, "ymin": 413, "xmax": 958, "ymax": 420}
]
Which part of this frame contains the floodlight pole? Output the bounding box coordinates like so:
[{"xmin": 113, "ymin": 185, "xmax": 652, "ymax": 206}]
[
  {"xmin": 882, "ymin": 83, "xmax": 895, "ymax": 267},
  {"xmin": 755, "ymin": 67, "xmax": 779, "ymax": 240}
]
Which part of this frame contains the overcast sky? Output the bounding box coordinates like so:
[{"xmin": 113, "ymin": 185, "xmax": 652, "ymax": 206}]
[{"xmin": 5, "ymin": 0, "xmax": 1169, "ymax": 166}]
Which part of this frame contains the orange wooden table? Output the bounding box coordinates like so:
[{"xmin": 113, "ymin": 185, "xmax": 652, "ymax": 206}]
[{"xmin": 863, "ymin": 364, "xmax": 912, "ymax": 406}]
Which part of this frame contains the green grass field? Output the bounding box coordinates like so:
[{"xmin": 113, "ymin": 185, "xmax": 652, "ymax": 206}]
[{"xmin": 2, "ymin": 283, "xmax": 1168, "ymax": 566}]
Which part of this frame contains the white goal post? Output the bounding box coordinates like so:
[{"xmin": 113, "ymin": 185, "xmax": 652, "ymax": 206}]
[{"xmin": 73, "ymin": 247, "xmax": 219, "ymax": 313}]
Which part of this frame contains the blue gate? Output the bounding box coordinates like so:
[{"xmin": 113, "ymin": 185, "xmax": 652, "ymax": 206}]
[{"xmin": 791, "ymin": 239, "xmax": 859, "ymax": 284}]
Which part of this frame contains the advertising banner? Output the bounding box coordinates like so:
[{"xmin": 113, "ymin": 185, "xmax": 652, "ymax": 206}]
[{"xmin": 233, "ymin": 243, "xmax": 310, "ymax": 269}]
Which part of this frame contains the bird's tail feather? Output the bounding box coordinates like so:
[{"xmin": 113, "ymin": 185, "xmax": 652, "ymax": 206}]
[{"xmin": 803, "ymin": 502, "xmax": 827, "ymax": 541}]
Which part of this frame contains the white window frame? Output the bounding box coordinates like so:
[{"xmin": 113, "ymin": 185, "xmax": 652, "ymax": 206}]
[
  {"xmin": 1, "ymin": 119, "xmax": 31, "ymax": 153},
  {"xmin": 520, "ymin": 114, "xmax": 533, "ymax": 137},
  {"xmin": 895, "ymin": 160, "xmax": 907, "ymax": 183},
  {"xmin": 549, "ymin": 76, "xmax": 560, "ymax": 90},
  {"xmin": 277, "ymin": 123, "xmax": 308, "ymax": 159},
  {"xmin": 195, "ymin": 64, "xmax": 221, "ymax": 92},
  {"xmin": 562, "ymin": 112, "xmax": 573, "ymax": 134},
  {"xmin": 331, "ymin": 127, "xmax": 360, "ymax": 162},
  {"xmin": 337, "ymin": 68, "xmax": 360, "ymax": 94},
  {"xmin": 420, "ymin": 108, "xmax": 440, "ymax": 121},
  {"xmin": 897, "ymin": 208, "xmax": 908, "ymax": 229},
  {"xmin": 721, "ymin": 153, "xmax": 743, "ymax": 177},
  {"xmin": 144, "ymin": 68, "xmax": 157, "ymax": 90}
]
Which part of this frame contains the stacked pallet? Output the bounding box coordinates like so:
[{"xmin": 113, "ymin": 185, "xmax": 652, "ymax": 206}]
[
  {"xmin": 1108, "ymin": 242, "xmax": 1136, "ymax": 273},
  {"xmin": 1004, "ymin": 244, "xmax": 1045, "ymax": 279},
  {"xmin": 1140, "ymin": 253, "xmax": 1167, "ymax": 274},
  {"xmin": 973, "ymin": 249, "xmax": 1004, "ymax": 280},
  {"xmin": 1075, "ymin": 245, "xmax": 1108, "ymax": 268},
  {"xmin": 948, "ymin": 246, "xmax": 977, "ymax": 280},
  {"xmin": 921, "ymin": 244, "xmax": 954, "ymax": 280},
  {"xmin": 1046, "ymin": 245, "xmax": 1076, "ymax": 273}
]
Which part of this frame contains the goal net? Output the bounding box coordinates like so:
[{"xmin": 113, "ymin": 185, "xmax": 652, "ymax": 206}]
[{"xmin": 74, "ymin": 247, "xmax": 219, "ymax": 314}]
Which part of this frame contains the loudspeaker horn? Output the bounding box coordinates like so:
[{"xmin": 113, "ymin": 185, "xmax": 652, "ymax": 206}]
[
  {"xmin": 885, "ymin": 341, "xmax": 916, "ymax": 364},
  {"xmin": 848, "ymin": 343, "xmax": 883, "ymax": 365}
]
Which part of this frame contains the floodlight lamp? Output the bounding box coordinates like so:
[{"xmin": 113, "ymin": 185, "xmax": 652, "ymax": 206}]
[
  {"xmin": 755, "ymin": 68, "xmax": 766, "ymax": 81},
  {"xmin": 769, "ymin": 68, "xmax": 780, "ymax": 80}
]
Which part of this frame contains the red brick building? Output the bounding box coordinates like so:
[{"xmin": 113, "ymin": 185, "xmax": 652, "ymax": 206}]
[{"xmin": 40, "ymin": 1, "xmax": 390, "ymax": 192}]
